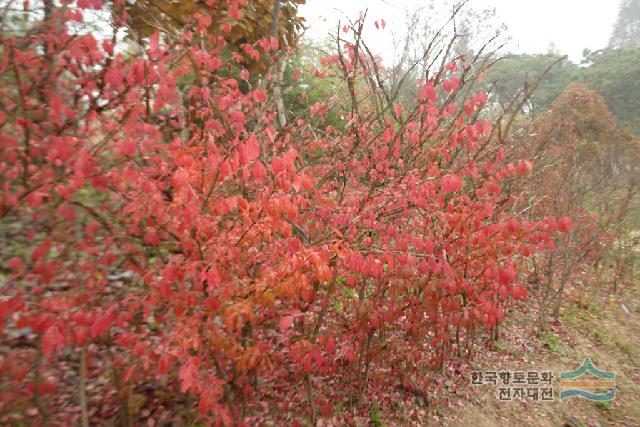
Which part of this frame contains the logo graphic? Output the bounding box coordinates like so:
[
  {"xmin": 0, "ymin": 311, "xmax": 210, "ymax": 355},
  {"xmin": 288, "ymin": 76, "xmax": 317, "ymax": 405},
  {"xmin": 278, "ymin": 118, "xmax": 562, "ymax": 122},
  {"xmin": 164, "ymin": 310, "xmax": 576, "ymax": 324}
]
[{"xmin": 559, "ymin": 358, "xmax": 616, "ymax": 401}]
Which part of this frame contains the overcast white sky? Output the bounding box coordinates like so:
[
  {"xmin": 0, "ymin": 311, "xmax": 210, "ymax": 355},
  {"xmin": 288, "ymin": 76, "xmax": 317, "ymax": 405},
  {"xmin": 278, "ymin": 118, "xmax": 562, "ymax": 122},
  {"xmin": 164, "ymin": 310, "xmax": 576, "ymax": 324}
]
[{"xmin": 300, "ymin": 0, "xmax": 622, "ymax": 62}]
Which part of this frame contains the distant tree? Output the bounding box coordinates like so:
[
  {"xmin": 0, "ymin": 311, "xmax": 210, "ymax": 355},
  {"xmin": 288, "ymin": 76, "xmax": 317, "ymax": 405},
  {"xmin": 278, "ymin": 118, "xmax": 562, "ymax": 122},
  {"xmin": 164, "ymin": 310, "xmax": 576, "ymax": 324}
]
[
  {"xmin": 485, "ymin": 54, "xmax": 577, "ymax": 115},
  {"xmin": 484, "ymin": 48, "xmax": 640, "ymax": 136},
  {"xmin": 580, "ymin": 48, "xmax": 640, "ymax": 134},
  {"xmin": 609, "ymin": 0, "xmax": 640, "ymax": 49},
  {"xmin": 546, "ymin": 41, "xmax": 560, "ymax": 55}
]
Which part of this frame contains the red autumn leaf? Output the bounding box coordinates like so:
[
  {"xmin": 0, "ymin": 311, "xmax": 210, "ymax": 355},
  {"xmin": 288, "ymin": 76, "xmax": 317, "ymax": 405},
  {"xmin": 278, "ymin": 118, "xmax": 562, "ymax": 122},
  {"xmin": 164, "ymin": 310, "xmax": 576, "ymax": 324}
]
[
  {"xmin": 442, "ymin": 76, "xmax": 460, "ymax": 93},
  {"xmin": 242, "ymin": 133, "xmax": 260, "ymax": 164},
  {"xmin": 158, "ymin": 353, "xmax": 173, "ymax": 375},
  {"xmin": 441, "ymin": 175, "xmax": 462, "ymax": 193},
  {"xmin": 31, "ymin": 241, "xmax": 50, "ymax": 261},
  {"xmin": 558, "ymin": 216, "xmax": 573, "ymax": 232},
  {"xmin": 8, "ymin": 257, "xmax": 23, "ymax": 272},
  {"xmin": 253, "ymin": 160, "xmax": 267, "ymax": 182},
  {"xmin": 91, "ymin": 312, "xmax": 113, "ymax": 338},
  {"xmin": 123, "ymin": 365, "xmax": 136, "ymax": 382},
  {"xmin": 207, "ymin": 267, "xmax": 221, "ymax": 288},
  {"xmin": 179, "ymin": 359, "xmax": 199, "ymax": 393},
  {"xmin": 143, "ymin": 227, "xmax": 160, "ymax": 245},
  {"xmin": 42, "ymin": 325, "xmax": 65, "ymax": 357},
  {"xmin": 326, "ymin": 336, "xmax": 336, "ymax": 354},
  {"xmin": 279, "ymin": 315, "xmax": 294, "ymax": 331}
]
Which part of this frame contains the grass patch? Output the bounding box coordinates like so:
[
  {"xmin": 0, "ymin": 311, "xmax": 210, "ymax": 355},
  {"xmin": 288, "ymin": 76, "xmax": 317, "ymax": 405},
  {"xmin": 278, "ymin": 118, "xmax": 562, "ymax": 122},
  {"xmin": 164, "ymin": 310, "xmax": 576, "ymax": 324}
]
[
  {"xmin": 369, "ymin": 402, "xmax": 387, "ymax": 427},
  {"xmin": 540, "ymin": 331, "xmax": 565, "ymax": 356},
  {"xmin": 594, "ymin": 399, "xmax": 613, "ymax": 411},
  {"xmin": 614, "ymin": 338, "xmax": 635, "ymax": 357},
  {"xmin": 594, "ymin": 328, "xmax": 608, "ymax": 344}
]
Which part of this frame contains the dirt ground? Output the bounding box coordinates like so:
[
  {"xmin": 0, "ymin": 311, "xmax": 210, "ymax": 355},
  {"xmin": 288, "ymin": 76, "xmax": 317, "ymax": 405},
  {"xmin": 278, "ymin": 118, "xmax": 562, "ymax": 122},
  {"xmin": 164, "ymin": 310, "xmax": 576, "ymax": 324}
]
[{"xmin": 441, "ymin": 281, "xmax": 640, "ymax": 427}]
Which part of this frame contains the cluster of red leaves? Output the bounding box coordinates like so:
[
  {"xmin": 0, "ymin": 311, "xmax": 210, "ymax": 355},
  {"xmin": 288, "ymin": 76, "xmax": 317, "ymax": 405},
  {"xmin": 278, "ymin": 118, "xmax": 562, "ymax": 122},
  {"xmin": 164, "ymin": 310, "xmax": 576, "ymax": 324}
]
[{"xmin": 0, "ymin": 1, "xmax": 577, "ymax": 424}]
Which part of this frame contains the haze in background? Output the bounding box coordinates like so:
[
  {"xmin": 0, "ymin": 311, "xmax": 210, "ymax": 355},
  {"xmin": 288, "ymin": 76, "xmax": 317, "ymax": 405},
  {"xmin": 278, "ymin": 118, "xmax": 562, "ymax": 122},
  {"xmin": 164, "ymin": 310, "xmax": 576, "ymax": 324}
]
[{"xmin": 300, "ymin": 0, "xmax": 622, "ymax": 62}]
